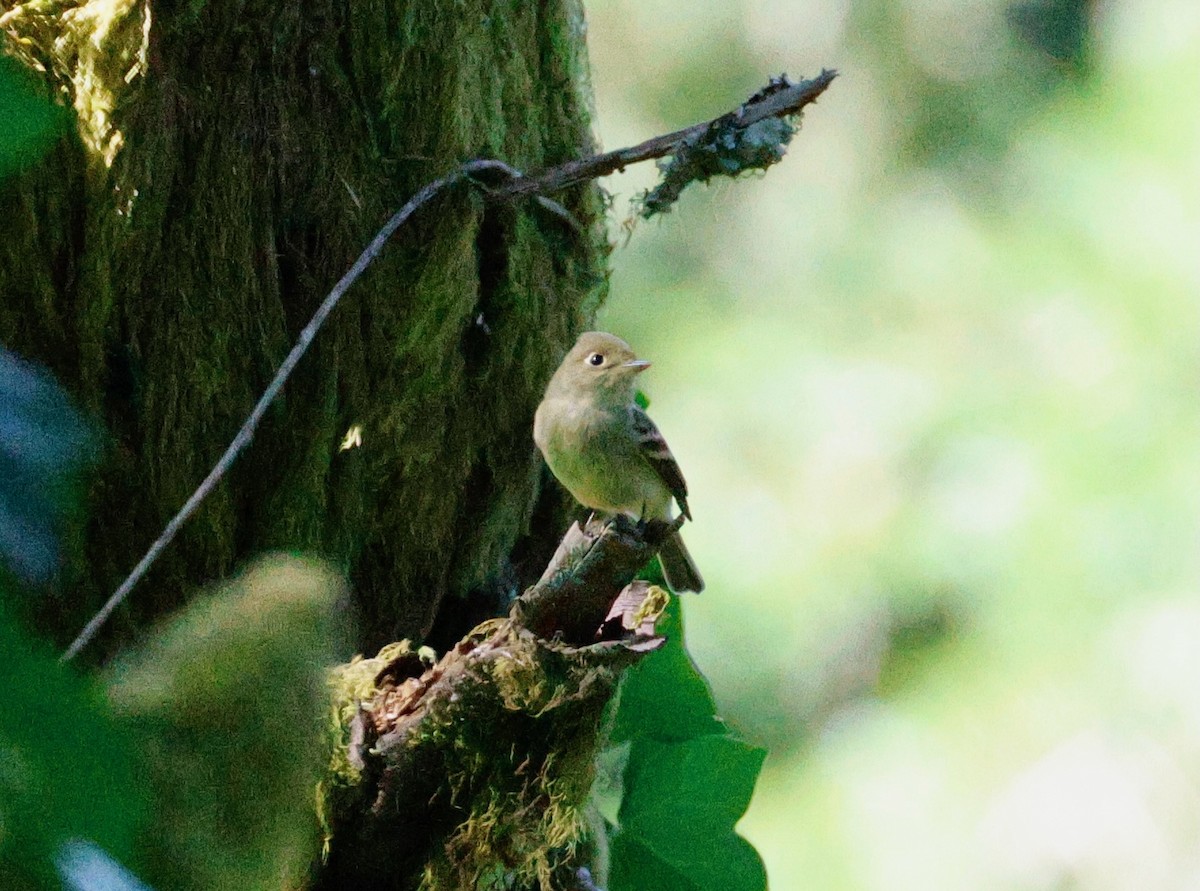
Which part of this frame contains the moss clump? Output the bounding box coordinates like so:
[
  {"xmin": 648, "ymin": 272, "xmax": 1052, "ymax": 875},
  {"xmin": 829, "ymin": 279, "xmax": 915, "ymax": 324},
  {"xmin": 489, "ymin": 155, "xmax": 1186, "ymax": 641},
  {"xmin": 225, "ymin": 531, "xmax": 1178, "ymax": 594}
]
[
  {"xmin": 318, "ymin": 614, "xmax": 656, "ymax": 891},
  {"xmin": 641, "ymin": 116, "xmax": 795, "ymax": 217},
  {"xmin": 319, "ymin": 639, "xmax": 430, "ymax": 856},
  {"xmin": 415, "ymin": 626, "xmax": 636, "ymax": 891}
]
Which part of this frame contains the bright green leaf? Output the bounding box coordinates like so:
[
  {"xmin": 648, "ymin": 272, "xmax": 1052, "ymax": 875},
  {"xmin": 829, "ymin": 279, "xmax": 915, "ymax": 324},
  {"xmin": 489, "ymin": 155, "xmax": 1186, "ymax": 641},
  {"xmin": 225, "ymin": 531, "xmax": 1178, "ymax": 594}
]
[
  {"xmin": 619, "ymin": 735, "xmax": 766, "ymax": 846},
  {"xmin": 599, "ymin": 595, "xmax": 769, "ymax": 889},
  {"xmin": 608, "ymin": 832, "xmax": 698, "ymax": 891},
  {"xmin": 609, "ymin": 830, "xmax": 766, "ymax": 891},
  {"xmin": 609, "ymin": 595, "xmax": 723, "ymax": 743}
]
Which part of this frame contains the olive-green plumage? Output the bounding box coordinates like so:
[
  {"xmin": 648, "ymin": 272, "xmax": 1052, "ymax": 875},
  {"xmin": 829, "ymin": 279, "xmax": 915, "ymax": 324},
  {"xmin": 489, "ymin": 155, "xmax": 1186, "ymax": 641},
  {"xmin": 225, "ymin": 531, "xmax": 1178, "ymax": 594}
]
[{"xmin": 534, "ymin": 332, "xmax": 704, "ymax": 592}]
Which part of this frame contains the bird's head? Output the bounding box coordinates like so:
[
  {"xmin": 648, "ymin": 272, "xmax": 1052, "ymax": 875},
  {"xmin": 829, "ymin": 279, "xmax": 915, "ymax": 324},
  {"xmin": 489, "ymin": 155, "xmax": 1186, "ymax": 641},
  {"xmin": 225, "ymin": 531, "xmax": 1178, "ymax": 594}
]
[{"xmin": 549, "ymin": 331, "xmax": 651, "ymax": 401}]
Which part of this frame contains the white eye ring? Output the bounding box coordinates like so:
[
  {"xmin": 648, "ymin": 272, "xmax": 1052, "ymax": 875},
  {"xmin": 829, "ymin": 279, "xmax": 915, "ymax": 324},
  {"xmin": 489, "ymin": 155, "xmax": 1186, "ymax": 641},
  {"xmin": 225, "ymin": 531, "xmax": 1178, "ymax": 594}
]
[{"xmin": 586, "ymin": 352, "xmax": 605, "ymax": 367}]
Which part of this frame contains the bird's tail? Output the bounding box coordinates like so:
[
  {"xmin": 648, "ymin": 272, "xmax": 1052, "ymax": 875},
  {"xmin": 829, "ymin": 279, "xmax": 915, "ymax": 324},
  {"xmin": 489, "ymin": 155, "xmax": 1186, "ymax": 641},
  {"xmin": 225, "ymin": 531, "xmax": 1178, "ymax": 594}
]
[{"xmin": 659, "ymin": 529, "xmax": 704, "ymax": 593}]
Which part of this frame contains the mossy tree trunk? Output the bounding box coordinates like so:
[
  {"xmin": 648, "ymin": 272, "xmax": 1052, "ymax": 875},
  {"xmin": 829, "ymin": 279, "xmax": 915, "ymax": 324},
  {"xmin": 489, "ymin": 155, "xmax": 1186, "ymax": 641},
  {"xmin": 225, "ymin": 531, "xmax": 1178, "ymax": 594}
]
[{"xmin": 0, "ymin": 0, "xmax": 607, "ymax": 659}]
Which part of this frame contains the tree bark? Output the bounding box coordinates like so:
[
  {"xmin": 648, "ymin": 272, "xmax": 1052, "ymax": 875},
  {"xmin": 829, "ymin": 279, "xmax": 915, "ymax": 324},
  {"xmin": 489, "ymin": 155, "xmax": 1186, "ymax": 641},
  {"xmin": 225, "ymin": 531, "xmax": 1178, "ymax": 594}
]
[{"xmin": 0, "ymin": 0, "xmax": 607, "ymax": 659}]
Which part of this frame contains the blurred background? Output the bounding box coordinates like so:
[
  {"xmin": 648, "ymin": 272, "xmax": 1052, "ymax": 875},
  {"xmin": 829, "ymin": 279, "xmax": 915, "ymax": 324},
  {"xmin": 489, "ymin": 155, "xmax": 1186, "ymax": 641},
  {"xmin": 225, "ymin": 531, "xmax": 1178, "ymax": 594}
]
[{"xmin": 586, "ymin": 0, "xmax": 1200, "ymax": 887}]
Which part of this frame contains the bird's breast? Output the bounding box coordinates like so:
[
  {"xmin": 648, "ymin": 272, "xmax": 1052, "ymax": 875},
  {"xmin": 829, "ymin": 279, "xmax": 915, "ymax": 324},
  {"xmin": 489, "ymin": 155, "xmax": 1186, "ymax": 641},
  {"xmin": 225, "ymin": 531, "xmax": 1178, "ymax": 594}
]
[{"xmin": 534, "ymin": 398, "xmax": 669, "ymax": 518}]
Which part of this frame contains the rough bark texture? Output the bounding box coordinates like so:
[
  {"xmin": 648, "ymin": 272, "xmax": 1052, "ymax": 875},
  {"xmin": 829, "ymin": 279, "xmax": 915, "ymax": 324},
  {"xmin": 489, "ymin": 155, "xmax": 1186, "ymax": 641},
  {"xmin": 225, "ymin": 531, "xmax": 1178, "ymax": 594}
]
[{"xmin": 0, "ymin": 0, "xmax": 607, "ymax": 658}]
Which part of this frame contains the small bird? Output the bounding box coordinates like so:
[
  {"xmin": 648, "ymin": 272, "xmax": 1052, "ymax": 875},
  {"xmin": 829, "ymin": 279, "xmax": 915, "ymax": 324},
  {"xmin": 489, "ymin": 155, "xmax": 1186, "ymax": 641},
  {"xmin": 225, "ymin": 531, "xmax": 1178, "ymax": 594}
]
[{"xmin": 534, "ymin": 331, "xmax": 704, "ymax": 593}]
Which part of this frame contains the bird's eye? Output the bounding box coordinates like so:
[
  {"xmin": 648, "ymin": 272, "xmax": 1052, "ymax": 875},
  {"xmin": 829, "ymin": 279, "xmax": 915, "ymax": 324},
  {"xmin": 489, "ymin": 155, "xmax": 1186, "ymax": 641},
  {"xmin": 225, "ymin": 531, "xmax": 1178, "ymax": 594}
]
[{"xmin": 587, "ymin": 352, "xmax": 605, "ymax": 367}]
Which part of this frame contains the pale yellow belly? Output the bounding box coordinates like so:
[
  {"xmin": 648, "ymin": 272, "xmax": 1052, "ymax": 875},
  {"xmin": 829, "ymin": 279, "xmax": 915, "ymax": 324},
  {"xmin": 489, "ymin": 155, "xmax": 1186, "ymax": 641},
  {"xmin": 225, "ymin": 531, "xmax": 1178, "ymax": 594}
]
[{"xmin": 535, "ymin": 400, "xmax": 672, "ymax": 519}]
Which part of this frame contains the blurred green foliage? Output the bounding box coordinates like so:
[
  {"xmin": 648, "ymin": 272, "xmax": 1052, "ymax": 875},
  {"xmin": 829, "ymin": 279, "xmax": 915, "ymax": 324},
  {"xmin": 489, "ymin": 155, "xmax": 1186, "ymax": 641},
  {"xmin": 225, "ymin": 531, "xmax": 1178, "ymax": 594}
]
[
  {"xmin": 0, "ymin": 350, "xmax": 349, "ymax": 889},
  {"xmin": 0, "ymin": 351, "xmax": 144, "ymax": 888},
  {"xmin": 1, "ymin": 60, "xmax": 135, "ymax": 883},
  {"xmin": 0, "ymin": 350, "xmax": 97, "ymax": 586},
  {"xmin": 0, "ymin": 606, "xmax": 146, "ymax": 889},
  {"xmin": 0, "ymin": 52, "xmax": 64, "ymax": 180},
  {"xmin": 107, "ymin": 556, "xmax": 352, "ymax": 891},
  {"xmin": 589, "ymin": 0, "xmax": 1197, "ymax": 888},
  {"xmin": 1008, "ymin": 0, "xmax": 1093, "ymax": 69}
]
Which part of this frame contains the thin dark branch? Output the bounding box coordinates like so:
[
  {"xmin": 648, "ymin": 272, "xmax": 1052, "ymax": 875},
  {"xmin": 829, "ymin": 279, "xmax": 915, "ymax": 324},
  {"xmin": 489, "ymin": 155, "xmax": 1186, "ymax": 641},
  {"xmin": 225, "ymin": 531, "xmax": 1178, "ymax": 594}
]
[{"xmin": 492, "ymin": 69, "xmax": 837, "ymax": 199}]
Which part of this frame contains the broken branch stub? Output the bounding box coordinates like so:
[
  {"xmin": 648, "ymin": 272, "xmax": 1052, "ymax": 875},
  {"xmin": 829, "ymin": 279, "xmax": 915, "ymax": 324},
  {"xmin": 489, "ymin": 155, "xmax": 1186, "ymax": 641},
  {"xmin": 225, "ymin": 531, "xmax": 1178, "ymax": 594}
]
[
  {"xmin": 316, "ymin": 517, "xmax": 670, "ymax": 890},
  {"xmin": 513, "ymin": 513, "xmax": 674, "ymax": 645}
]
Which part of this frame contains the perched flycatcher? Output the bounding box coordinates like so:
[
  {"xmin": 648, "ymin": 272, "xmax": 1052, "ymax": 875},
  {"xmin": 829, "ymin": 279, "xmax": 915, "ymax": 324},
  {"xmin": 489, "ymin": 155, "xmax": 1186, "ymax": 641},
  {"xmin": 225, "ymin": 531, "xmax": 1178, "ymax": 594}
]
[{"xmin": 534, "ymin": 331, "xmax": 704, "ymax": 593}]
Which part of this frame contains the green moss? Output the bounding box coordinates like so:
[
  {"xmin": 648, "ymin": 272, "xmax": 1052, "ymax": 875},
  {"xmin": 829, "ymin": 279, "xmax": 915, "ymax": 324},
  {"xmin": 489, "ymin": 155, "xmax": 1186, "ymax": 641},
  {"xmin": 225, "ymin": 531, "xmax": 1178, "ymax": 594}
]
[
  {"xmin": 318, "ymin": 639, "xmax": 424, "ymax": 856},
  {"xmin": 381, "ymin": 625, "xmax": 639, "ymax": 891},
  {"xmin": 0, "ymin": 0, "xmax": 609, "ymax": 656},
  {"xmin": 325, "ymin": 640, "xmax": 415, "ymax": 783}
]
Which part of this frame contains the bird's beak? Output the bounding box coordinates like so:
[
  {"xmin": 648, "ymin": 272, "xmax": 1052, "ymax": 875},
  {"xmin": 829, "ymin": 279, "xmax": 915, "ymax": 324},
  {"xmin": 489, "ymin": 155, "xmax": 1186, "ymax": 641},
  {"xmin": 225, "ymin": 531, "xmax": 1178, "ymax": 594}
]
[{"xmin": 622, "ymin": 359, "xmax": 652, "ymax": 373}]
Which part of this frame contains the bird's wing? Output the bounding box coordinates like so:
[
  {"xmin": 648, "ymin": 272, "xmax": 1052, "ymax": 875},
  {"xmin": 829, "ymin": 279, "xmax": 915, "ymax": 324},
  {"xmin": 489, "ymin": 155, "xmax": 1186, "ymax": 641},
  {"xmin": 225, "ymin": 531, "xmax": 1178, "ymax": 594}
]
[{"xmin": 629, "ymin": 405, "xmax": 691, "ymax": 520}]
